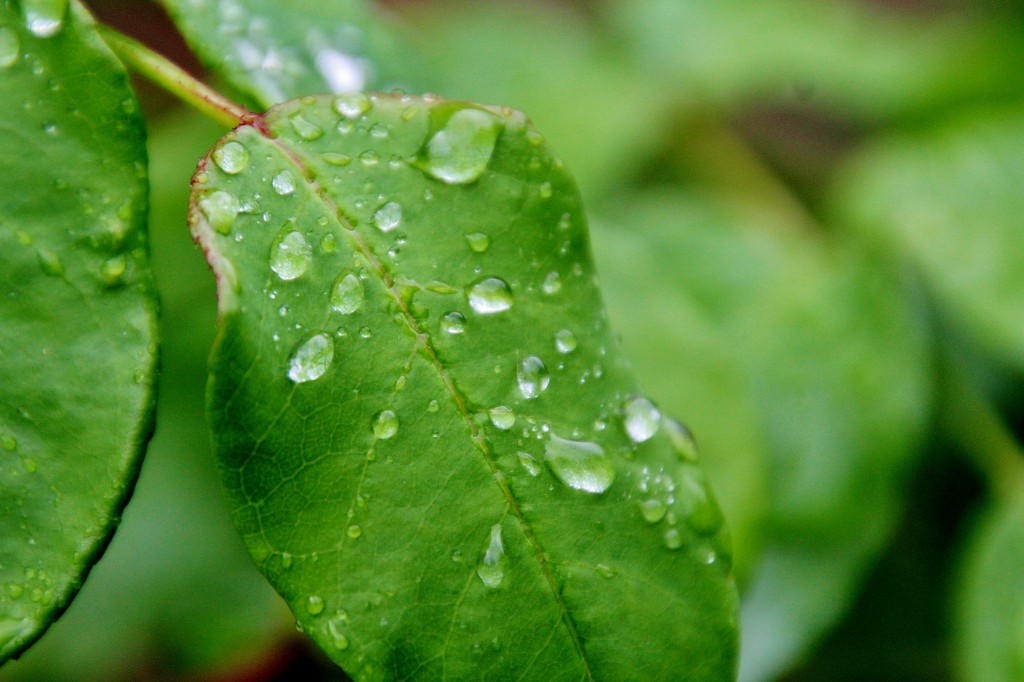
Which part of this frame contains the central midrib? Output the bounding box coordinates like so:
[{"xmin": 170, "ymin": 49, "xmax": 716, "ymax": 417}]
[{"xmin": 257, "ymin": 104, "xmax": 594, "ymax": 679}]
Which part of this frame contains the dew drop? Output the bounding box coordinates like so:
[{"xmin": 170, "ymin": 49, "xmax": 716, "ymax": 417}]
[
  {"xmin": 468, "ymin": 277, "xmax": 513, "ymax": 314},
  {"xmin": 465, "ymin": 232, "xmax": 490, "ymax": 253},
  {"xmin": 100, "ymin": 255, "xmax": 127, "ymax": 286},
  {"xmin": 554, "ymin": 329, "xmax": 577, "ymax": 354},
  {"xmin": 373, "ymin": 410, "xmax": 398, "ymax": 439},
  {"xmin": 306, "ymin": 595, "xmax": 325, "ymax": 615},
  {"xmin": 333, "ymin": 92, "xmax": 371, "ymax": 119},
  {"xmin": 427, "ymin": 399, "xmax": 440, "ymax": 413},
  {"xmin": 623, "ymin": 395, "xmax": 661, "ymax": 443},
  {"xmin": 516, "ymin": 355, "xmax": 550, "ymax": 399},
  {"xmin": 476, "ymin": 523, "xmax": 506, "ymax": 589},
  {"xmin": 327, "ymin": 615, "xmax": 350, "ymax": 650},
  {"xmin": 663, "ymin": 528, "xmax": 683, "ymax": 550},
  {"xmin": 212, "ymin": 140, "xmax": 249, "ymax": 174},
  {"xmin": 290, "ymin": 113, "xmax": 324, "ymax": 140},
  {"xmin": 488, "ymin": 406, "xmax": 515, "ymax": 430},
  {"xmin": 346, "ymin": 524, "xmax": 362, "ymax": 539},
  {"xmin": 539, "ymin": 181, "xmax": 553, "ymax": 199},
  {"xmin": 24, "ymin": 0, "xmax": 67, "ymax": 37},
  {"xmin": 359, "ymin": 150, "xmax": 379, "ymax": 166},
  {"xmin": 543, "ymin": 435, "xmax": 614, "ymax": 494},
  {"xmin": 321, "ymin": 233, "xmax": 337, "ymax": 253},
  {"xmin": 595, "ymin": 564, "xmax": 616, "ymax": 579},
  {"xmin": 330, "ymin": 272, "xmax": 363, "ymax": 315},
  {"xmin": 516, "ymin": 451, "xmax": 541, "ymax": 477},
  {"xmin": 36, "ymin": 249, "xmax": 63, "ymax": 277},
  {"xmin": 371, "ymin": 201, "xmax": 402, "ymax": 232},
  {"xmin": 270, "ymin": 228, "xmax": 312, "ymax": 280},
  {"xmin": 281, "ymin": 552, "xmax": 293, "ymax": 569},
  {"xmin": 639, "ymin": 498, "xmax": 668, "ymax": 524},
  {"xmin": 272, "ymin": 170, "xmax": 296, "ymax": 195},
  {"xmin": 0, "ymin": 28, "xmax": 20, "ymax": 68},
  {"xmin": 0, "ymin": 434, "xmax": 16, "ymax": 451},
  {"xmin": 321, "ymin": 152, "xmax": 351, "ymax": 166},
  {"xmin": 441, "ymin": 311, "xmax": 466, "ymax": 334},
  {"xmin": 664, "ymin": 417, "xmax": 699, "ymax": 462},
  {"xmin": 287, "ymin": 333, "xmax": 334, "ymax": 383},
  {"xmin": 198, "ymin": 190, "xmax": 240, "ymax": 235},
  {"xmin": 542, "ymin": 271, "xmax": 561, "ymax": 295},
  {"xmin": 419, "ymin": 108, "xmax": 501, "ymax": 184}
]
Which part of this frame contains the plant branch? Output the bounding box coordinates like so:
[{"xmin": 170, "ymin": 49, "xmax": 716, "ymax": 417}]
[{"xmin": 97, "ymin": 24, "xmax": 258, "ymax": 130}]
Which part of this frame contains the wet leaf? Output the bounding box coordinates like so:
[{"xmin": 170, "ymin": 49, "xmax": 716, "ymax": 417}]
[
  {"xmin": 191, "ymin": 94, "xmax": 738, "ymax": 680},
  {"xmin": 0, "ymin": 0, "xmax": 157, "ymax": 662}
]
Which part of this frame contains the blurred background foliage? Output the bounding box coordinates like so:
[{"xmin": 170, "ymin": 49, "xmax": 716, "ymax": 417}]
[{"xmin": 3, "ymin": 0, "xmax": 1024, "ymax": 679}]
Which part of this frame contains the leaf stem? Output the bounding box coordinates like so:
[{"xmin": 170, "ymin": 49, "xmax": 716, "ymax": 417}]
[{"xmin": 97, "ymin": 24, "xmax": 259, "ymax": 130}]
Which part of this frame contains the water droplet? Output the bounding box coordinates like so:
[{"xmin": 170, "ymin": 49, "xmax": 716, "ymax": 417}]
[
  {"xmin": 554, "ymin": 329, "xmax": 577, "ymax": 354},
  {"xmin": 373, "ymin": 410, "xmax": 398, "ymax": 439},
  {"xmin": 543, "ymin": 435, "xmax": 614, "ymax": 494},
  {"xmin": 476, "ymin": 523, "xmax": 506, "ymax": 588},
  {"xmin": 525, "ymin": 130, "xmax": 544, "ymax": 146},
  {"xmin": 539, "ymin": 182, "xmax": 553, "ymax": 199},
  {"xmin": 371, "ymin": 201, "xmax": 402, "ymax": 232},
  {"xmin": 451, "ymin": 549, "xmax": 463, "ymax": 562},
  {"xmin": 359, "ymin": 326, "xmax": 372, "ymax": 339},
  {"xmin": 359, "ymin": 150, "xmax": 379, "ymax": 166},
  {"xmin": 6, "ymin": 583, "xmax": 23, "ymax": 599},
  {"xmin": 100, "ymin": 255, "xmax": 127, "ymax": 286},
  {"xmin": 427, "ymin": 399, "xmax": 440, "ymax": 413},
  {"xmin": 623, "ymin": 396, "xmax": 661, "ymax": 443},
  {"xmin": 0, "ymin": 435, "xmax": 16, "ymax": 451},
  {"xmin": 290, "ymin": 113, "xmax": 324, "ymax": 140},
  {"xmin": 664, "ymin": 418, "xmax": 699, "ymax": 462},
  {"xmin": 333, "ymin": 92, "xmax": 371, "ymax": 119},
  {"xmin": 440, "ymin": 311, "xmax": 466, "ymax": 335},
  {"xmin": 327, "ymin": 615, "xmax": 350, "ymax": 649},
  {"xmin": 517, "ymin": 451, "xmax": 541, "ymax": 476},
  {"xmin": 321, "ymin": 152, "xmax": 351, "ymax": 166},
  {"xmin": 306, "ymin": 595, "xmax": 325, "ymax": 615},
  {"xmin": 198, "ymin": 190, "xmax": 240, "ymax": 235},
  {"xmin": 36, "ymin": 249, "xmax": 63, "ymax": 277},
  {"xmin": 287, "ymin": 333, "xmax": 334, "ymax": 383},
  {"xmin": 281, "ymin": 552, "xmax": 293, "ymax": 569},
  {"xmin": 595, "ymin": 564, "xmax": 616, "ymax": 579},
  {"xmin": 516, "ymin": 355, "xmax": 550, "ymax": 399},
  {"xmin": 272, "ymin": 170, "xmax": 296, "ymax": 195},
  {"xmin": 321, "ymin": 233, "xmax": 337, "ymax": 253},
  {"xmin": 542, "ymin": 271, "xmax": 561, "ymax": 295},
  {"xmin": 24, "ymin": 0, "xmax": 67, "ymax": 37},
  {"xmin": 369, "ymin": 123, "xmax": 389, "ymax": 139},
  {"xmin": 0, "ymin": 28, "xmax": 20, "ymax": 68},
  {"xmin": 639, "ymin": 499, "xmax": 668, "ymax": 524},
  {"xmin": 419, "ymin": 108, "xmax": 501, "ymax": 184},
  {"xmin": 346, "ymin": 524, "xmax": 362, "ymax": 539},
  {"xmin": 212, "ymin": 140, "xmax": 249, "ymax": 174},
  {"xmin": 663, "ymin": 528, "xmax": 683, "ymax": 550},
  {"xmin": 21, "ymin": 458, "xmax": 36, "ymax": 473},
  {"xmin": 488, "ymin": 406, "xmax": 515, "ymax": 430},
  {"xmin": 330, "ymin": 272, "xmax": 363, "ymax": 315},
  {"xmin": 465, "ymin": 233, "xmax": 490, "ymax": 253},
  {"xmin": 468, "ymin": 277, "xmax": 513, "ymax": 314},
  {"xmin": 270, "ymin": 228, "xmax": 312, "ymax": 280}
]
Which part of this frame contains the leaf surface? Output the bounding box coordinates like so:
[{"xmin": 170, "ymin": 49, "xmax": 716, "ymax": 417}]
[
  {"xmin": 192, "ymin": 94, "xmax": 738, "ymax": 680},
  {"xmin": 0, "ymin": 0, "xmax": 157, "ymax": 661}
]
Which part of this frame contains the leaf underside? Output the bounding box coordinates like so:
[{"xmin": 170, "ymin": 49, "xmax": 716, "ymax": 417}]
[
  {"xmin": 0, "ymin": 0, "xmax": 157, "ymax": 662},
  {"xmin": 192, "ymin": 94, "xmax": 738, "ymax": 680}
]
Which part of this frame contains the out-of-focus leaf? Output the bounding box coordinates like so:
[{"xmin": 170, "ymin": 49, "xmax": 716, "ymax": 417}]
[
  {"xmin": 595, "ymin": 191, "xmax": 931, "ymax": 680},
  {"xmin": 191, "ymin": 94, "xmax": 738, "ymax": 679},
  {"xmin": 0, "ymin": 0, "xmax": 157, "ymax": 660},
  {"xmin": 160, "ymin": 0, "xmax": 430, "ymax": 109},
  {"xmin": 833, "ymin": 108, "xmax": 1024, "ymax": 372},
  {"xmin": 955, "ymin": 487, "xmax": 1024, "ymax": 682},
  {"xmin": 602, "ymin": 0, "xmax": 1024, "ymax": 122},
  {"xmin": 397, "ymin": 0, "xmax": 674, "ymax": 201}
]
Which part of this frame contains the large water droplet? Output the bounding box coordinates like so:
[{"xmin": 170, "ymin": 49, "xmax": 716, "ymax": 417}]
[
  {"xmin": 554, "ymin": 329, "xmax": 577, "ymax": 354},
  {"xmin": 270, "ymin": 228, "xmax": 312, "ymax": 280},
  {"xmin": 373, "ymin": 410, "xmax": 398, "ymax": 439},
  {"xmin": 212, "ymin": 140, "xmax": 249, "ymax": 174},
  {"xmin": 465, "ymin": 232, "xmax": 490, "ymax": 253},
  {"xmin": 198, "ymin": 190, "xmax": 240, "ymax": 235},
  {"xmin": 371, "ymin": 201, "xmax": 402, "ymax": 232},
  {"xmin": 517, "ymin": 355, "xmax": 550, "ymax": 399},
  {"xmin": 24, "ymin": 0, "xmax": 67, "ymax": 37},
  {"xmin": 476, "ymin": 523, "xmax": 506, "ymax": 589},
  {"xmin": 290, "ymin": 113, "xmax": 324, "ymax": 140},
  {"xmin": 441, "ymin": 311, "xmax": 466, "ymax": 334},
  {"xmin": 287, "ymin": 333, "xmax": 334, "ymax": 383},
  {"xmin": 272, "ymin": 170, "xmax": 296, "ymax": 195},
  {"xmin": 419, "ymin": 108, "xmax": 501, "ymax": 185},
  {"xmin": 517, "ymin": 451, "xmax": 541, "ymax": 476},
  {"xmin": 543, "ymin": 435, "xmax": 614, "ymax": 494},
  {"xmin": 488, "ymin": 406, "xmax": 515, "ymax": 430},
  {"xmin": 327, "ymin": 614, "xmax": 350, "ymax": 650},
  {"xmin": 330, "ymin": 272, "xmax": 363, "ymax": 315},
  {"xmin": 0, "ymin": 28, "xmax": 20, "ymax": 68},
  {"xmin": 468, "ymin": 277, "xmax": 513, "ymax": 314},
  {"xmin": 333, "ymin": 92, "xmax": 371, "ymax": 119},
  {"xmin": 623, "ymin": 395, "xmax": 661, "ymax": 443}
]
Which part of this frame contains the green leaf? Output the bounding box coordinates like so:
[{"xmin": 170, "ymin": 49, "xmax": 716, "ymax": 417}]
[
  {"xmin": 0, "ymin": 0, "xmax": 157, "ymax": 662},
  {"xmin": 833, "ymin": 108, "xmax": 1024, "ymax": 372},
  {"xmin": 191, "ymin": 94, "xmax": 738, "ymax": 679},
  {"xmin": 161, "ymin": 0, "xmax": 432, "ymax": 110},
  {"xmin": 955, "ymin": 488, "xmax": 1024, "ymax": 682}
]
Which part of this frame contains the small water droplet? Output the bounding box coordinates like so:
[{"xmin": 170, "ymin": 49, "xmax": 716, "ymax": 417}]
[
  {"xmin": 465, "ymin": 233, "xmax": 490, "ymax": 253},
  {"xmin": 663, "ymin": 528, "xmax": 683, "ymax": 550},
  {"xmin": 24, "ymin": 0, "xmax": 67, "ymax": 37},
  {"xmin": 419, "ymin": 108, "xmax": 501, "ymax": 184},
  {"xmin": 554, "ymin": 329, "xmax": 577, "ymax": 354},
  {"xmin": 517, "ymin": 355, "xmax": 550, "ymax": 399},
  {"xmin": 270, "ymin": 228, "xmax": 312, "ymax": 280},
  {"xmin": 333, "ymin": 92, "xmax": 371, "ymax": 119},
  {"xmin": 321, "ymin": 233, "xmax": 337, "ymax": 253},
  {"xmin": 100, "ymin": 255, "xmax": 127, "ymax": 286},
  {"xmin": 272, "ymin": 170, "xmax": 296, "ymax": 195},
  {"xmin": 539, "ymin": 181, "xmax": 553, "ymax": 199},
  {"xmin": 359, "ymin": 326, "xmax": 372, "ymax": 339},
  {"xmin": 542, "ymin": 271, "xmax": 561, "ymax": 295},
  {"xmin": 287, "ymin": 333, "xmax": 334, "ymax": 383},
  {"xmin": 664, "ymin": 418, "xmax": 699, "ymax": 462},
  {"xmin": 476, "ymin": 523, "xmax": 506, "ymax": 588},
  {"xmin": 468, "ymin": 277, "xmax": 513, "ymax": 314},
  {"xmin": 595, "ymin": 564, "xmax": 616, "ymax": 579},
  {"xmin": 21, "ymin": 458, "xmax": 36, "ymax": 473},
  {"xmin": 371, "ymin": 201, "xmax": 402, "ymax": 232},
  {"xmin": 306, "ymin": 595, "xmax": 325, "ymax": 615},
  {"xmin": 369, "ymin": 123, "xmax": 389, "ymax": 139},
  {"xmin": 451, "ymin": 549, "xmax": 463, "ymax": 562},
  {"xmin": 330, "ymin": 272, "xmax": 363, "ymax": 315},
  {"xmin": 212, "ymin": 140, "xmax": 249, "ymax": 174},
  {"xmin": 321, "ymin": 152, "xmax": 351, "ymax": 166},
  {"xmin": 441, "ymin": 311, "xmax": 466, "ymax": 335},
  {"xmin": 525, "ymin": 130, "xmax": 544, "ymax": 146},
  {"xmin": 623, "ymin": 396, "xmax": 661, "ymax": 443},
  {"xmin": 6, "ymin": 583, "xmax": 23, "ymax": 599},
  {"xmin": 327, "ymin": 614, "xmax": 350, "ymax": 649},
  {"xmin": 639, "ymin": 499, "xmax": 668, "ymax": 524},
  {"xmin": 0, "ymin": 28, "xmax": 20, "ymax": 68},
  {"xmin": 517, "ymin": 451, "xmax": 541, "ymax": 476},
  {"xmin": 281, "ymin": 552, "xmax": 293, "ymax": 569},
  {"xmin": 0, "ymin": 435, "xmax": 16, "ymax": 451},
  {"xmin": 373, "ymin": 410, "xmax": 398, "ymax": 439},
  {"xmin": 36, "ymin": 249, "xmax": 63, "ymax": 277},
  {"xmin": 543, "ymin": 435, "xmax": 614, "ymax": 494},
  {"xmin": 359, "ymin": 150, "xmax": 379, "ymax": 166},
  {"xmin": 488, "ymin": 406, "xmax": 515, "ymax": 430},
  {"xmin": 346, "ymin": 524, "xmax": 362, "ymax": 539},
  {"xmin": 290, "ymin": 113, "xmax": 324, "ymax": 140},
  {"xmin": 198, "ymin": 190, "xmax": 240, "ymax": 235}
]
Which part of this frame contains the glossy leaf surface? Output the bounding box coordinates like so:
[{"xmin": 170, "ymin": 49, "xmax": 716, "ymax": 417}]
[
  {"xmin": 192, "ymin": 94, "xmax": 738, "ymax": 680},
  {"xmin": 0, "ymin": 0, "xmax": 157, "ymax": 662}
]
